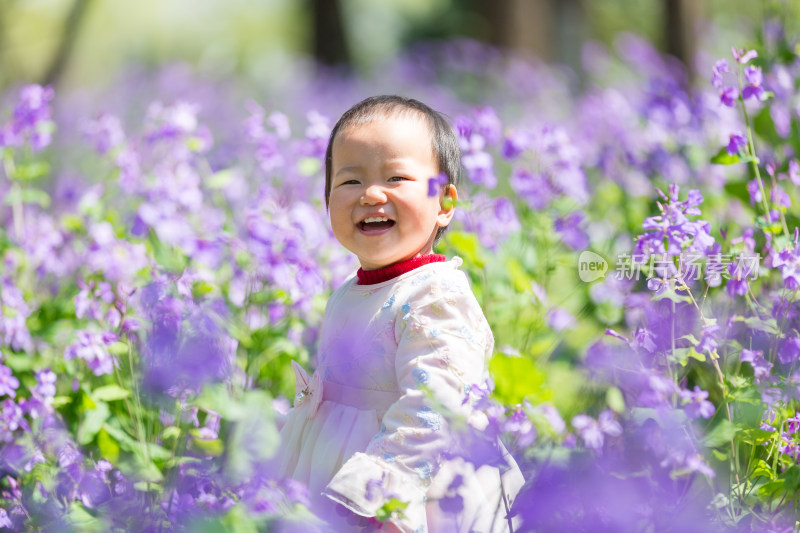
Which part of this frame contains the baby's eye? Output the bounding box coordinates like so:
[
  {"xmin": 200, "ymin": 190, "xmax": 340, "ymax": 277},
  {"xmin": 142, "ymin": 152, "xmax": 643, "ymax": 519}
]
[
  {"xmin": 388, "ymin": 176, "xmax": 408, "ymax": 182},
  {"xmin": 341, "ymin": 179, "xmax": 360, "ymax": 185}
]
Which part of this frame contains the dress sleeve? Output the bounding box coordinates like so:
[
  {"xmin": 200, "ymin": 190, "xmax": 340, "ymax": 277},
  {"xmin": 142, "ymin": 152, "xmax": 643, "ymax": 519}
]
[{"xmin": 323, "ymin": 272, "xmax": 493, "ymax": 533}]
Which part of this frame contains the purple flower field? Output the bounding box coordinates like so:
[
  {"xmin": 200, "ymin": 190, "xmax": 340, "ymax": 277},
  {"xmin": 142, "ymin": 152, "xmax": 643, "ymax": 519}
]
[{"xmin": 1, "ymin": 13, "xmax": 800, "ymax": 532}]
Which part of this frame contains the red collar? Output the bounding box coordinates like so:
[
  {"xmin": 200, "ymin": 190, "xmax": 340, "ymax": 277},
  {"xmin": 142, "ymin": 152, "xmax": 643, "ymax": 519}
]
[{"xmin": 356, "ymin": 254, "xmax": 446, "ymax": 285}]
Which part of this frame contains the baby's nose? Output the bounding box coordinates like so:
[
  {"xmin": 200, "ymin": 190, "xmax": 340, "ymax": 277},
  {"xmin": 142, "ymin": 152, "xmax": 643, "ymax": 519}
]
[{"xmin": 361, "ymin": 185, "xmax": 388, "ymax": 204}]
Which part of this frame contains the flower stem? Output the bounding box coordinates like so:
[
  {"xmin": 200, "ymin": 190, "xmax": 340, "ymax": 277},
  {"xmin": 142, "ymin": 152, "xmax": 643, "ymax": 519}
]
[{"xmin": 737, "ymin": 85, "xmax": 790, "ymax": 238}]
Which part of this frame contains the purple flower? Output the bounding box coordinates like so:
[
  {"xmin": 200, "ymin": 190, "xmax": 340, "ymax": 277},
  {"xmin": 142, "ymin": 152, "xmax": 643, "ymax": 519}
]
[
  {"xmin": 554, "ymin": 212, "xmax": 589, "ymax": 250},
  {"xmin": 740, "ymin": 349, "xmax": 772, "ymax": 382},
  {"xmin": 746, "ymin": 178, "xmax": 762, "ymax": 206},
  {"xmin": 742, "ymin": 65, "xmax": 765, "ymax": 101},
  {"xmin": 510, "ymin": 168, "xmax": 553, "ymax": 210},
  {"xmin": 365, "ymin": 472, "xmax": 387, "ymax": 502},
  {"xmin": 502, "ymin": 129, "xmax": 532, "ymax": 159},
  {"xmin": 679, "ymin": 386, "xmax": 715, "ymax": 419},
  {"xmin": 789, "ymin": 160, "xmax": 800, "ymax": 186},
  {"xmin": 537, "ymin": 403, "xmax": 566, "ymax": 435},
  {"xmin": 473, "ymin": 106, "xmax": 502, "ymax": 145},
  {"xmin": 726, "ymin": 262, "xmax": 750, "ymax": 297},
  {"xmin": 571, "ymin": 409, "xmax": 621, "ymax": 450},
  {"xmin": 0, "ymin": 363, "xmax": 19, "ymax": 398},
  {"xmin": 726, "ymin": 132, "xmax": 747, "ymax": 155},
  {"xmin": 732, "ymin": 47, "xmax": 758, "ymax": 64},
  {"xmin": 720, "ymin": 86, "xmax": 739, "ymax": 107},
  {"xmin": 632, "ymin": 327, "xmax": 657, "ymax": 354},
  {"xmin": 771, "ymin": 185, "xmax": 791, "ymax": 209},
  {"xmin": 647, "ymin": 277, "xmax": 669, "ymax": 295},
  {"xmin": 779, "ymin": 338, "xmax": 800, "ymax": 365},
  {"xmin": 787, "ymin": 415, "xmax": 800, "ymax": 434},
  {"xmin": 696, "ymin": 324, "xmax": 720, "ymax": 354},
  {"xmin": 504, "ymin": 407, "xmax": 536, "ymax": 447},
  {"xmin": 1, "ymin": 84, "xmax": 55, "ymax": 151},
  {"xmin": 771, "ymin": 245, "xmax": 800, "ymax": 290},
  {"xmin": 64, "ymin": 330, "xmax": 118, "ymax": 376},
  {"xmin": 33, "ymin": 368, "xmax": 56, "ymax": 401},
  {"xmin": 82, "ymin": 113, "xmax": 125, "ymax": 154},
  {"xmin": 461, "ymin": 147, "xmax": 496, "ymax": 188},
  {"xmin": 547, "ymin": 307, "xmax": 576, "ymax": 332},
  {"xmin": 711, "ymin": 59, "xmax": 730, "ymax": 89},
  {"xmin": 427, "ymin": 172, "xmax": 449, "ymax": 197},
  {"xmin": 744, "ymin": 65, "xmax": 763, "ymax": 86},
  {"xmin": 0, "ymin": 399, "xmax": 27, "ymax": 442}
]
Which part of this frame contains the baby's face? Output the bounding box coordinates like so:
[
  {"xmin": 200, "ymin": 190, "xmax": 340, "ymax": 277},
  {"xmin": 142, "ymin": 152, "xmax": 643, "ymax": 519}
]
[{"xmin": 328, "ymin": 114, "xmax": 452, "ymax": 270}]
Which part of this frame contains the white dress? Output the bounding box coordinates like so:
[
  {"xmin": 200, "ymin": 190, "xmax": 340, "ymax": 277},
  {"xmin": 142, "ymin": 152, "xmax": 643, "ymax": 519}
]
[{"xmin": 274, "ymin": 258, "xmax": 524, "ymax": 532}]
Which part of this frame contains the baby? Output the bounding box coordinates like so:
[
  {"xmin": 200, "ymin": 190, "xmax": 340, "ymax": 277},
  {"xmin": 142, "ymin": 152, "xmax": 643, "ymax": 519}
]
[{"xmin": 274, "ymin": 95, "xmax": 523, "ymax": 532}]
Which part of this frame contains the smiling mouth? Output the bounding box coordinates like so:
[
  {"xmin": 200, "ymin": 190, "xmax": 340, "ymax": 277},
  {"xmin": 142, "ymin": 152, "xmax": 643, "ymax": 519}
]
[{"xmin": 358, "ymin": 217, "xmax": 395, "ymax": 232}]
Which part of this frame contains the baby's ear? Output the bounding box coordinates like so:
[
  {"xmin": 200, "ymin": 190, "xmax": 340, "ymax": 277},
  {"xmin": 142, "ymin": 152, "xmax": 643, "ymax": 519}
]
[{"xmin": 436, "ymin": 184, "xmax": 458, "ymax": 227}]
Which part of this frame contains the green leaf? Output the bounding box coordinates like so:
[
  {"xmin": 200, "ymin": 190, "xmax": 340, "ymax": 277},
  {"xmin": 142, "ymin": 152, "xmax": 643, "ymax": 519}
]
[
  {"xmin": 97, "ymin": 427, "xmax": 120, "ymax": 464},
  {"xmin": 297, "ymin": 157, "xmax": 321, "ymax": 177},
  {"xmin": 92, "ymin": 384, "xmax": 131, "ymax": 402},
  {"xmin": 196, "ymin": 384, "xmax": 249, "ymax": 421},
  {"xmin": 710, "ymin": 147, "xmax": 741, "ymax": 165},
  {"xmin": 189, "ymin": 432, "xmax": 224, "ymax": 457},
  {"xmin": 224, "ymin": 390, "xmax": 280, "ymax": 482},
  {"xmin": 758, "ymin": 479, "xmax": 785, "ymax": 499},
  {"xmin": 653, "ymin": 286, "xmax": 690, "ymax": 303},
  {"xmin": 206, "ymin": 168, "xmax": 236, "ymax": 189},
  {"xmin": 505, "ymin": 257, "xmax": 532, "ymax": 293},
  {"xmin": 67, "ymin": 502, "xmax": 104, "ymax": 531},
  {"xmin": 736, "ymin": 316, "xmax": 781, "ymax": 335},
  {"xmin": 738, "ymin": 428, "xmax": 775, "ymax": 446},
  {"xmin": 3, "ymin": 353, "xmax": 36, "ymax": 372},
  {"xmin": 606, "ymin": 387, "xmax": 626, "ymax": 413},
  {"xmin": 11, "ymin": 161, "xmax": 50, "ymax": 181},
  {"xmin": 711, "ymin": 449, "xmax": 728, "ymax": 462},
  {"xmin": 193, "ymin": 280, "xmax": 216, "ymax": 299},
  {"xmin": 750, "ymin": 459, "xmax": 774, "ymax": 481},
  {"xmin": 679, "ymin": 334, "xmax": 699, "ymax": 346},
  {"xmin": 186, "ymin": 136, "xmax": 206, "ymax": 152},
  {"xmin": 489, "ymin": 352, "xmax": 546, "ymax": 405},
  {"xmin": 444, "ymin": 231, "xmax": 486, "ymax": 268},
  {"xmin": 3, "ymin": 187, "xmax": 51, "ymax": 208},
  {"xmin": 121, "ymin": 450, "xmax": 164, "ymax": 483},
  {"xmin": 51, "ymin": 395, "xmax": 72, "ymax": 408},
  {"xmin": 133, "ymin": 481, "xmax": 163, "ymax": 492},
  {"xmin": 108, "ymin": 341, "xmax": 130, "ymax": 356},
  {"xmin": 702, "ymin": 420, "xmax": 739, "ymax": 448},
  {"xmin": 151, "ymin": 235, "xmax": 188, "ymax": 272},
  {"xmin": 162, "ymin": 426, "xmax": 182, "ymax": 441},
  {"xmin": 78, "ymin": 401, "xmax": 110, "ymax": 445},
  {"xmin": 375, "ymin": 497, "xmax": 408, "ymax": 522}
]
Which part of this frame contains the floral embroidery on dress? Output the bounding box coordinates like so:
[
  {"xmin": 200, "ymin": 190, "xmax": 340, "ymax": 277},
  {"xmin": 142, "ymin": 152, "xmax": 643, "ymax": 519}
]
[
  {"xmin": 413, "ymin": 461, "xmax": 433, "ymax": 480},
  {"xmin": 416, "ymin": 406, "xmax": 441, "ymax": 430},
  {"xmin": 412, "ymin": 367, "xmax": 429, "ymax": 385},
  {"xmin": 411, "ymin": 272, "xmax": 432, "ymax": 286},
  {"xmin": 459, "ymin": 324, "xmax": 476, "ymax": 345},
  {"xmin": 382, "ymin": 294, "xmax": 396, "ymax": 309}
]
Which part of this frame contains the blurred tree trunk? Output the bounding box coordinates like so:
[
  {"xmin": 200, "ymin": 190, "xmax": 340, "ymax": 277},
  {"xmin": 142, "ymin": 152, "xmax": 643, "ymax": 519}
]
[
  {"xmin": 43, "ymin": 0, "xmax": 91, "ymax": 87},
  {"xmin": 663, "ymin": 0, "xmax": 704, "ymax": 77},
  {"xmin": 477, "ymin": 0, "xmax": 584, "ymax": 70},
  {"xmin": 0, "ymin": 1, "xmax": 7, "ymax": 89},
  {"xmin": 310, "ymin": 0, "xmax": 350, "ymax": 67}
]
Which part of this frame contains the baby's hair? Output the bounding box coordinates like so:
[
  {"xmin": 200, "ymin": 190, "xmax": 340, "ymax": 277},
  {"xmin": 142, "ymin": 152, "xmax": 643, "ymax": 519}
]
[{"xmin": 324, "ymin": 95, "xmax": 461, "ymax": 244}]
